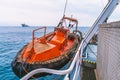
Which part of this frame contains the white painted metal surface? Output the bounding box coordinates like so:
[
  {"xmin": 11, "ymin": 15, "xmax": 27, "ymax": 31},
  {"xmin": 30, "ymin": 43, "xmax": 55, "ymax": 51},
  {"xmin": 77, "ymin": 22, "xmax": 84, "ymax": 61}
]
[{"xmin": 98, "ymin": 21, "xmax": 120, "ymax": 80}]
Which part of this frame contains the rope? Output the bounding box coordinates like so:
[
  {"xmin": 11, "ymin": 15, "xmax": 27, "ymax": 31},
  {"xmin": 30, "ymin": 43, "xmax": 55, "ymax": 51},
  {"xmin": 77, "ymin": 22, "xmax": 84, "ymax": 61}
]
[
  {"xmin": 19, "ymin": 49, "xmax": 37, "ymax": 79},
  {"xmin": 84, "ymin": 40, "xmax": 97, "ymax": 57},
  {"xmin": 53, "ymin": 52, "xmax": 74, "ymax": 80},
  {"xmin": 21, "ymin": 60, "xmax": 37, "ymax": 79}
]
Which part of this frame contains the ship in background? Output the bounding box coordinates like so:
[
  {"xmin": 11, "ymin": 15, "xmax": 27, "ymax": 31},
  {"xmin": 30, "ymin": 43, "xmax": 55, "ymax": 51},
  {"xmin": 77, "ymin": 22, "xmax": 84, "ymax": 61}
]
[{"xmin": 21, "ymin": 24, "xmax": 29, "ymax": 27}]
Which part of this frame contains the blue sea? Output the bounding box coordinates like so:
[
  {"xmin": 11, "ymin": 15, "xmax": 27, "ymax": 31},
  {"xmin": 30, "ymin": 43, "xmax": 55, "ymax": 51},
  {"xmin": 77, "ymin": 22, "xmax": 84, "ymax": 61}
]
[{"xmin": 0, "ymin": 26, "xmax": 89, "ymax": 80}]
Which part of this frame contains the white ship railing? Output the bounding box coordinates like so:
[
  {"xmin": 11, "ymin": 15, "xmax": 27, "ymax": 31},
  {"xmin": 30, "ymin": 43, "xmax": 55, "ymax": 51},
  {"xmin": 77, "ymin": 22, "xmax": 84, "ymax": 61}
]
[{"xmin": 20, "ymin": 0, "xmax": 119, "ymax": 80}]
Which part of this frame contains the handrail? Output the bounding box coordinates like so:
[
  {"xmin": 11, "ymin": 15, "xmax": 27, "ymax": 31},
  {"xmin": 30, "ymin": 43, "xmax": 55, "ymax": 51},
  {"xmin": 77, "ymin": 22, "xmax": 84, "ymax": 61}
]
[
  {"xmin": 20, "ymin": 41, "xmax": 83, "ymax": 80},
  {"xmin": 58, "ymin": 16, "xmax": 78, "ymax": 31},
  {"xmin": 32, "ymin": 27, "xmax": 46, "ymax": 47},
  {"xmin": 63, "ymin": 16, "xmax": 78, "ymax": 31},
  {"xmin": 63, "ymin": 16, "xmax": 78, "ymax": 23},
  {"xmin": 73, "ymin": 57, "xmax": 81, "ymax": 80}
]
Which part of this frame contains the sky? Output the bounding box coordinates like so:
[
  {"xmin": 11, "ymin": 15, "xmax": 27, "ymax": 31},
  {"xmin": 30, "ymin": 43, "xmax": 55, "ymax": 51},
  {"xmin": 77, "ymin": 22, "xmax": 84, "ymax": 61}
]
[{"xmin": 0, "ymin": 0, "xmax": 120, "ymax": 26}]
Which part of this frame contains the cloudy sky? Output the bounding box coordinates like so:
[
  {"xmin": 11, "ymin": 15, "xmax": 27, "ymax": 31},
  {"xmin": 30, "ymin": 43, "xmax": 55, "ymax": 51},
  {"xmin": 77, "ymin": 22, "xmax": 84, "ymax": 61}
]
[{"xmin": 0, "ymin": 0, "xmax": 120, "ymax": 26}]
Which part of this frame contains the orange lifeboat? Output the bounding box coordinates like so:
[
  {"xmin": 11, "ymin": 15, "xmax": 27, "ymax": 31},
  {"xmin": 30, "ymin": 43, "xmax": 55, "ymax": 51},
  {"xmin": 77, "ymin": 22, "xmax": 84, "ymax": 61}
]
[{"xmin": 11, "ymin": 16, "xmax": 82, "ymax": 78}]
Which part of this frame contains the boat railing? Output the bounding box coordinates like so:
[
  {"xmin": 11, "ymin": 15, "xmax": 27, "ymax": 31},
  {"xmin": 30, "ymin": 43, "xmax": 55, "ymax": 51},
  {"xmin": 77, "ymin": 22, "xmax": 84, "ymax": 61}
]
[
  {"xmin": 32, "ymin": 27, "xmax": 46, "ymax": 47},
  {"xmin": 20, "ymin": 40, "xmax": 83, "ymax": 80}
]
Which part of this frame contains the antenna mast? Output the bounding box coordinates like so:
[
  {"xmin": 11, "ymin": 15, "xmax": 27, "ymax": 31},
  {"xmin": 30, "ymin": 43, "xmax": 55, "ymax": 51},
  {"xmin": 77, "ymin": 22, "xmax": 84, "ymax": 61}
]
[{"xmin": 63, "ymin": 0, "xmax": 68, "ymax": 16}]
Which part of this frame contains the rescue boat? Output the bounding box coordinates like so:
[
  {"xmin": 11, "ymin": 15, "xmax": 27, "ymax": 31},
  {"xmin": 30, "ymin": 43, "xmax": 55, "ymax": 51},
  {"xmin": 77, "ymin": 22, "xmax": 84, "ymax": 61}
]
[{"xmin": 11, "ymin": 16, "xmax": 82, "ymax": 78}]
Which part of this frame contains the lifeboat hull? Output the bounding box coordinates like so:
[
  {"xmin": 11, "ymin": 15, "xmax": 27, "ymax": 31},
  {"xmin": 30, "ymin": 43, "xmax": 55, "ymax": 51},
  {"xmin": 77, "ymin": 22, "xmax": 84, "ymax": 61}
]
[
  {"xmin": 12, "ymin": 53, "xmax": 72, "ymax": 78},
  {"xmin": 11, "ymin": 36, "xmax": 79, "ymax": 78}
]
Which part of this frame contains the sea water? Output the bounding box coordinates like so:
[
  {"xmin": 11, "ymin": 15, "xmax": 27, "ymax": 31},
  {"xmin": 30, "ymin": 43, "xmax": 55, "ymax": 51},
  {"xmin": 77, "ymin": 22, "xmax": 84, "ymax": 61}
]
[{"xmin": 0, "ymin": 26, "xmax": 89, "ymax": 80}]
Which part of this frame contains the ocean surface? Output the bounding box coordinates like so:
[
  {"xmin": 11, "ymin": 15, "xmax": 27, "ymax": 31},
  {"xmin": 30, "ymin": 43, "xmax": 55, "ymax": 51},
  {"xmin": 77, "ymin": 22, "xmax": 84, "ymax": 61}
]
[{"xmin": 0, "ymin": 26, "xmax": 89, "ymax": 80}]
